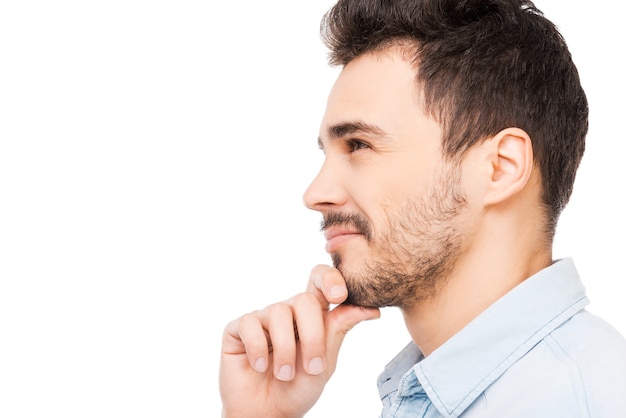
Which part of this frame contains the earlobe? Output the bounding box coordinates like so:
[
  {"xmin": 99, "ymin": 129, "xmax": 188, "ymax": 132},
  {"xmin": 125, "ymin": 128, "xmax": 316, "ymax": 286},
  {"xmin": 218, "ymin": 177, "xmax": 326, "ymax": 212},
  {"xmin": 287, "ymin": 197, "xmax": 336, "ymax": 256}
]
[{"xmin": 485, "ymin": 127, "xmax": 534, "ymax": 206}]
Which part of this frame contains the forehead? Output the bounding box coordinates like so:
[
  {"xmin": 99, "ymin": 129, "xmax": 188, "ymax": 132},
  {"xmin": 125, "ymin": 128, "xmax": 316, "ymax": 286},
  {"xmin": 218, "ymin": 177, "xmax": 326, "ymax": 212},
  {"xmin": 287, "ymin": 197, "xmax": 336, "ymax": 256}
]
[{"xmin": 320, "ymin": 50, "xmax": 426, "ymax": 137}]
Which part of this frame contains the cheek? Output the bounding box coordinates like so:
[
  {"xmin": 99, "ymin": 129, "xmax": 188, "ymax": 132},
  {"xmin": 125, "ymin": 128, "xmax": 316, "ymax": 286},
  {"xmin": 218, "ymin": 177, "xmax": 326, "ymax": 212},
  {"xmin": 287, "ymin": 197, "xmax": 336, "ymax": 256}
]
[
  {"xmin": 348, "ymin": 168, "xmax": 403, "ymax": 214},
  {"xmin": 354, "ymin": 185, "xmax": 410, "ymax": 239},
  {"xmin": 347, "ymin": 157, "xmax": 440, "ymax": 230},
  {"xmin": 374, "ymin": 164, "xmax": 435, "ymax": 210}
]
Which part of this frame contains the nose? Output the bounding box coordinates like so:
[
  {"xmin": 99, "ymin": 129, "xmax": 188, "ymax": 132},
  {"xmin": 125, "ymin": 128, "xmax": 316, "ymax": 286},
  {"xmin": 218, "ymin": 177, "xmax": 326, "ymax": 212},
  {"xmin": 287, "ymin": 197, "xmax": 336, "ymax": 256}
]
[{"xmin": 303, "ymin": 157, "xmax": 347, "ymax": 212}]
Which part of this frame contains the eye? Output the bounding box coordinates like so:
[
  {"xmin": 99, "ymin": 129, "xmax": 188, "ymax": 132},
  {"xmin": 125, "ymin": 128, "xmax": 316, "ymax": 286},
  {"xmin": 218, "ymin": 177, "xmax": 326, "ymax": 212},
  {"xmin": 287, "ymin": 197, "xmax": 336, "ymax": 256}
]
[{"xmin": 346, "ymin": 139, "xmax": 370, "ymax": 152}]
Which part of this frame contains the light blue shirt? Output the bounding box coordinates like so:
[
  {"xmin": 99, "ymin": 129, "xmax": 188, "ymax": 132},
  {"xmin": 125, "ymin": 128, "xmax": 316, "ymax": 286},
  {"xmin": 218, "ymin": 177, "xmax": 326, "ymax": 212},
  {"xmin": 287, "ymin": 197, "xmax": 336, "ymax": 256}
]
[{"xmin": 377, "ymin": 258, "xmax": 626, "ymax": 418}]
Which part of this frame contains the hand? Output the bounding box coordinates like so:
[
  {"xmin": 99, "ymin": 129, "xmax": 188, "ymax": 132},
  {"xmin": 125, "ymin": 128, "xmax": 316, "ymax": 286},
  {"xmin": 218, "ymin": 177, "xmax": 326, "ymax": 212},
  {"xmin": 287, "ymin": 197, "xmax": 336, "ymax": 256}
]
[{"xmin": 219, "ymin": 265, "xmax": 380, "ymax": 418}]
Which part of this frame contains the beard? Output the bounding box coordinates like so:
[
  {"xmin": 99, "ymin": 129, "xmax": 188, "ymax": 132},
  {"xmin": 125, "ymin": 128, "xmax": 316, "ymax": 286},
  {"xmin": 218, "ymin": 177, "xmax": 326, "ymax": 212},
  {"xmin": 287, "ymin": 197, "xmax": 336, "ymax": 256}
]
[{"xmin": 321, "ymin": 165, "xmax": 468, "ymax": 310}]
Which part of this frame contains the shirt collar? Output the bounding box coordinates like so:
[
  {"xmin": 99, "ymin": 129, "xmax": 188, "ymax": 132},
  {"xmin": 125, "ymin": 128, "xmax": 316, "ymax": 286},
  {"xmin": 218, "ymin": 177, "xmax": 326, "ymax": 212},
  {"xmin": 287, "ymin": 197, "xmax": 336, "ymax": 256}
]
[
  {"xmin": 380, "ymin": 258, "xmax": 589, "ymax": 418},
  {"xmin": 377, "ymin": 340, "xmax": 423, "ymax": 399}
]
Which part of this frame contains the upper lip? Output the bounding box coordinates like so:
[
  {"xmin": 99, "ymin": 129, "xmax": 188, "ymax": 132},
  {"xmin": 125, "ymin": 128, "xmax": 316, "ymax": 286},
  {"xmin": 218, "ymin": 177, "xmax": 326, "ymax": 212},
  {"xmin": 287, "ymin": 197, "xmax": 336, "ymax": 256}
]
[{"xmin": 324, "ymin": 226, "xmax": 362, "ymax": 241}]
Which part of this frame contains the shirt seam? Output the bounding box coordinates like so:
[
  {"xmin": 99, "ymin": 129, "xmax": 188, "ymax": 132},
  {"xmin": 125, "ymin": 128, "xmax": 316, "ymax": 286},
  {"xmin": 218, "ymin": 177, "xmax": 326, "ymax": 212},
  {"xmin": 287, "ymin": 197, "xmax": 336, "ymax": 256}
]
[
  {"xmin": 419, "ymin": 296, "xmax": 588, "ymax": 417},
  {"xmin": 544, "ymin": 333, "xmax": 591, "ymax": 418}
]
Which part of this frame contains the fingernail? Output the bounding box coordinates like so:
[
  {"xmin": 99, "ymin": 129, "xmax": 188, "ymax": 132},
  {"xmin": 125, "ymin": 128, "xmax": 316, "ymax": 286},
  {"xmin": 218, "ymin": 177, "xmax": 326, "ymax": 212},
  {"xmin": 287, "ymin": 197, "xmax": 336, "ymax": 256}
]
[
  {"xmin": 254, "ymin": 357, "xmax": 267, "ymax": 372},
  {"xmin": 308, "ymin": 357, "xmax": 324, "ymax": 375},
  {"xmin": 330, "ymin": 285, "xmax": 345, "ymax": 299},
  {"xmin": 277, "ymin": 365, "xmax": 293, "ymax": 381}
]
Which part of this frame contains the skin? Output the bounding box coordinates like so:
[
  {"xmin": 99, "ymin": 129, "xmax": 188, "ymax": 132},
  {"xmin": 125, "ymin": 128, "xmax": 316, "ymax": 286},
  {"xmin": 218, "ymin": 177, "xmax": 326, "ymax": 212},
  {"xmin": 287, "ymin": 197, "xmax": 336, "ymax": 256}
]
[
  {"xmin": 220, "ymin": 47, "xmax": 553, "ymax": 418},
  {"xmin": 309, "ymin": 50, "xmax": 470, "ymax": 310}
]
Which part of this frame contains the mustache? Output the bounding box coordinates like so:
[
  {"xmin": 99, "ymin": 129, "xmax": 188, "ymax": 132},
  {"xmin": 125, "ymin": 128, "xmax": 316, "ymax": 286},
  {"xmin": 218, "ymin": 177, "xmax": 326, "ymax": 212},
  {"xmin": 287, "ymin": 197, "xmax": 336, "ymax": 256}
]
[{"xmin": 320, "ymin": 212, "xmax": 372, "ymax": 241}]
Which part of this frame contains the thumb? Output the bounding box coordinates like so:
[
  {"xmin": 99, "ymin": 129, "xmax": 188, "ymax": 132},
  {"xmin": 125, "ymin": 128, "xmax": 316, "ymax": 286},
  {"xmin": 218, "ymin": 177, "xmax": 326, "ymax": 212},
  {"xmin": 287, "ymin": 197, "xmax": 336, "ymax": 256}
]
[{"xmin": 324, "ymin": 304, "xmax": 380, "ymax": 372}]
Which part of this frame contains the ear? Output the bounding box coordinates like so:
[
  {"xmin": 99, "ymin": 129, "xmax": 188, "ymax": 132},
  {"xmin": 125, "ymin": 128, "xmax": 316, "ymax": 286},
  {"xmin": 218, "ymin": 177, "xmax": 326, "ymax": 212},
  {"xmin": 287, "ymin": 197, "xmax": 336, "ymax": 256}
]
[{"xmin": 483, "ymin": 127, "xmax": 534, "ymax": 206}]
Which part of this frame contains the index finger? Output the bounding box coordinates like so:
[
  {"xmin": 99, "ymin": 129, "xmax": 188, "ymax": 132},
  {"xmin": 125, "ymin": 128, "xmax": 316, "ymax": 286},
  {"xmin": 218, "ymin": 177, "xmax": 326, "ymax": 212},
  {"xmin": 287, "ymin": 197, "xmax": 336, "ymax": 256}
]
[{"xmin": 306, "ymin": 265, "xmax": 348, "ymax": 307}]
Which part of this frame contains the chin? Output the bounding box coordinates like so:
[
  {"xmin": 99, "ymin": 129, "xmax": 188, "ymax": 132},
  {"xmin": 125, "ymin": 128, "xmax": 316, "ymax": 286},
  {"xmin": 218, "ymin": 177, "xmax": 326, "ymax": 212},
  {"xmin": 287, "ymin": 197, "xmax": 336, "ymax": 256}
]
[
  {"xmin": 331, "ymin": 247, "xmax": 369, "ymax": 269},
  {"xmin": 332, "ymin": 254, "xmax": 361, "ymax": 278}
]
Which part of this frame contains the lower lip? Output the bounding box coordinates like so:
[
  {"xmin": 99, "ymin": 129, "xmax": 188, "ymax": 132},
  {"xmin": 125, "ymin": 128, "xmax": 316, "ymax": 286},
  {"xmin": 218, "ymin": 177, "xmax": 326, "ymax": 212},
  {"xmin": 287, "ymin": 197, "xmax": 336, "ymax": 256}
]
[{"xmin": 325, "ymin": 233, "xmax": 362, "ymax": 253}]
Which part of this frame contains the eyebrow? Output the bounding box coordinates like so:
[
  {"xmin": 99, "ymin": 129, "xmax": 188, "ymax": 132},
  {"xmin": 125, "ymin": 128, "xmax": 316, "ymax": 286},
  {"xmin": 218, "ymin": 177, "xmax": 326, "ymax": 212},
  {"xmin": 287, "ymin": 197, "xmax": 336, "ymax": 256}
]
[{"xmin": 318, "ymin": 120, "xmax": 387, "ymax": 148}]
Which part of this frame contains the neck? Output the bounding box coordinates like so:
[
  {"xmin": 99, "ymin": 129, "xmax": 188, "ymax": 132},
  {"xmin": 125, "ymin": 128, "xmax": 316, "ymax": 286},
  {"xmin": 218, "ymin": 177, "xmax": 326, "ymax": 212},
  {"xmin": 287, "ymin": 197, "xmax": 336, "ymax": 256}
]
[{"xmin": 401, "ymin": 211, "xmax": 552, "ymax": 357}]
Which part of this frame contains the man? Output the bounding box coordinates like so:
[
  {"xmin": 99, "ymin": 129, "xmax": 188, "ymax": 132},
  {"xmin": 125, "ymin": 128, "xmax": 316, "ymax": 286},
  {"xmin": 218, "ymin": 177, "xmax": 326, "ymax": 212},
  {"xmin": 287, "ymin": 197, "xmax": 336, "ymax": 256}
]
[{"xmin": 220, "ymin": 0, "xmax": 626, "ymax": 417}]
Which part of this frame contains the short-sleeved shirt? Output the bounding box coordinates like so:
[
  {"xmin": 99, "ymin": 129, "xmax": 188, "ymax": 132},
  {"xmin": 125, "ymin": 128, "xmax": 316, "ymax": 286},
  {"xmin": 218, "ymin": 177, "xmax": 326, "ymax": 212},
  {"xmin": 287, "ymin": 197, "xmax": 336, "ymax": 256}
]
[{"xmin": 377, "ymin": 258, "xmax": 626, "ymax": 418}]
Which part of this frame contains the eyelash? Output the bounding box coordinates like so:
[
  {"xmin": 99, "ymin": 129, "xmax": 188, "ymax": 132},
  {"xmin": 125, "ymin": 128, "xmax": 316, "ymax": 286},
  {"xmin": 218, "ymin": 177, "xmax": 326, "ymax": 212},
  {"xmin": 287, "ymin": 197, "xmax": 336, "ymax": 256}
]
[{"xmin": 346, "ymin": 139, "xmax": 369, "ymax": 152}]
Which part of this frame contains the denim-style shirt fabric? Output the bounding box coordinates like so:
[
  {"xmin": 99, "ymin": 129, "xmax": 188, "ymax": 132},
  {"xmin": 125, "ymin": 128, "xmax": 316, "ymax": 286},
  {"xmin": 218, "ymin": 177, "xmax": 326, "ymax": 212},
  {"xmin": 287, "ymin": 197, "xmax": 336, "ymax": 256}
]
[{"xmin": 377, "ymin": 258, "xmax": 626, "ymax": 418}]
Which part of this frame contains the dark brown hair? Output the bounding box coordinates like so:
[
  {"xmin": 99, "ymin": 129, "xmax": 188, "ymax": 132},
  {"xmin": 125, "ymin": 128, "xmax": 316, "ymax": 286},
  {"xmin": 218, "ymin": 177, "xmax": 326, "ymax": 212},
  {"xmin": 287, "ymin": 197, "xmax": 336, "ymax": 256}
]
[{"xmin": 321, "ymin": 0, "xmax": 588, "ymax": 236}]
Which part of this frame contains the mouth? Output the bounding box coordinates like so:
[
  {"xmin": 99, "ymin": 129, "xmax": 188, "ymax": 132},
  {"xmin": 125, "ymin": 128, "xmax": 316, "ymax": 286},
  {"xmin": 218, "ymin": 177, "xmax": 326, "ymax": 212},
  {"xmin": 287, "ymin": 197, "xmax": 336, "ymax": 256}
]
[{"xmin": 324, "ymin": 226, "xmax": 363, "ymax": 253}]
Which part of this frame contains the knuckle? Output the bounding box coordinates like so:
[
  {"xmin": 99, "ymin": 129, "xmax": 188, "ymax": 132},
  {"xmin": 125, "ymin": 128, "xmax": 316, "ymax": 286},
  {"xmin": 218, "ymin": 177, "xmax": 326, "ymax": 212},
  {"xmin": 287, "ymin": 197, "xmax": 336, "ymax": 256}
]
[
  {"xmin": 267, "ymin": 301, "xmax": 292, "ymax": 317},
  {"xmin": 309, "ymin": 264, "xmax": 332, "ymax": 282},
  {"xmin": 327, "ymin": 307, "xmax": 355, "ymax": 334},
  {"xmin": 311, "ymin": 264, "xmax": 331, "ymax": 273},
  {"xmin": 239, "ymin": 311, "xmax": 256, "ymax": 322},
  {"xmin": 238, "ymin": 312, "xmax": 260, "ymax": 328},
  {"xmin": 321, "ymin": 266, "xmax": 342, "ymax": 282},
  {"xmin": 291, "ymin": 292, "xmax": 320, "ymax": 307},
  {"xmin": 298, "ymin": 332, "xmax": 325, "ymax": 347}
]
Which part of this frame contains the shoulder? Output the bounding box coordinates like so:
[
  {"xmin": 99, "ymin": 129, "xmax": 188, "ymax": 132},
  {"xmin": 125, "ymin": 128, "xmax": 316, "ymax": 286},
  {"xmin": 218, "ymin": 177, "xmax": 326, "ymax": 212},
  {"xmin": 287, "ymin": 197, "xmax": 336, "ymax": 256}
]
[
  {"xmin": 548, "ymin": 310, "xmax": 626, "ymax": 415},
  {"xmin": 550, "ymin": 309, "xmax": 626, "ymax": 360},
  {"xmin": 475, "ymin": 310, "xmax": 626, "ymax": 418}
]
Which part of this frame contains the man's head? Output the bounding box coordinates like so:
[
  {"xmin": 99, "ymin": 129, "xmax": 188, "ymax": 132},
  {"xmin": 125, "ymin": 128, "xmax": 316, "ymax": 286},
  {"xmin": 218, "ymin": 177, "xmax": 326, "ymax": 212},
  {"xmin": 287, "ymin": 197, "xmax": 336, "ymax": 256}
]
[
  {"xmin": 304, "ymin": 0, "xmax": 588, "ymax": 308},
  {"xmin": 321, "ymin": 0, "xmax": 587, "ymax": 233}
]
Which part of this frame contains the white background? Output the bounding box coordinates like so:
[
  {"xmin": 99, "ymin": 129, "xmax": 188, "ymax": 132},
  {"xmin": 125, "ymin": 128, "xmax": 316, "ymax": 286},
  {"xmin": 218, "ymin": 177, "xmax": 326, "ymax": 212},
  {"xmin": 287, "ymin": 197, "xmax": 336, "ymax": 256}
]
[{"xmin": 0, "ymin": 1, "xmax": 624, "ymax": 417}]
